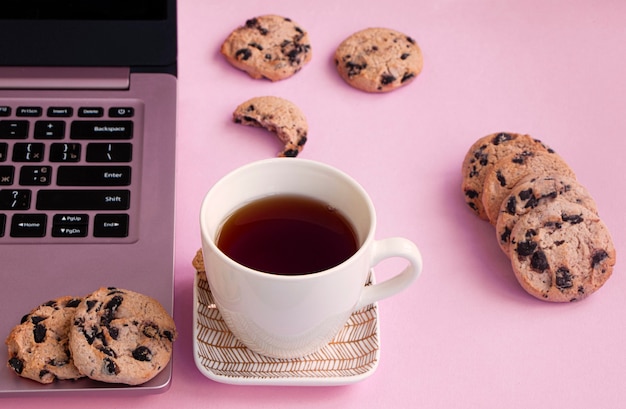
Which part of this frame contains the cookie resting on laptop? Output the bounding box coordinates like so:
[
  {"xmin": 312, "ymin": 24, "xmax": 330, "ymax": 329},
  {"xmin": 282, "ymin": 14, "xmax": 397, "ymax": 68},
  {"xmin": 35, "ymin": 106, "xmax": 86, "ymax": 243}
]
[
  {"xmin": 5, "ymin": 296, "xmax": 85, "ymax": 384},
  {"xmin": 68, "ymin": 287, "xmax": 177, "ymax": 385}
]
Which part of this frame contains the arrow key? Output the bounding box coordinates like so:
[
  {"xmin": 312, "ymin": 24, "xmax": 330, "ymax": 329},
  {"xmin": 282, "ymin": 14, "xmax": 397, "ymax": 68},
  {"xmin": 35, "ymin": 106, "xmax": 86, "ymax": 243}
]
[{"xmin": 52, "ymin": 214, "xmax": 89, "ymax": 237}]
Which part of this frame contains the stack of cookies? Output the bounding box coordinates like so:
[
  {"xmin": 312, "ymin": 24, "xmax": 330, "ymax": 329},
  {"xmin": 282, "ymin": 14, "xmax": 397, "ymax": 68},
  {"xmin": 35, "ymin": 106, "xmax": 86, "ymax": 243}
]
[
  {"xmin": 5, "ymin": 287, "xmax": 177, "ymax": 385},
  {"xmin": 462, "ymin": 132, "xmax": 616, "ymax": 302}
]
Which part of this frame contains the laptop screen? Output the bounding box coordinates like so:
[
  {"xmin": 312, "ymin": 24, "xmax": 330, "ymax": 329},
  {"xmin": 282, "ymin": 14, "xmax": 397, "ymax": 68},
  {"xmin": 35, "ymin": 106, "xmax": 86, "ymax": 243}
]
[
  {"xmin": 1, "ymin": 0, "xmax": 167, "ymax": 20},
  {"xmin": 0, "ymin": 0, "xmax": 176, "ymax": 70}
]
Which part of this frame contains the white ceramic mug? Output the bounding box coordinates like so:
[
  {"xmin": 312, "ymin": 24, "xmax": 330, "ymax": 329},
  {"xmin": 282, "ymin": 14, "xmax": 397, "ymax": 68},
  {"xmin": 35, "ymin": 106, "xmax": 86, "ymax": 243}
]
[{"xmin": 200, "ymin": 158, "xmax": 423, "ymax": 359}]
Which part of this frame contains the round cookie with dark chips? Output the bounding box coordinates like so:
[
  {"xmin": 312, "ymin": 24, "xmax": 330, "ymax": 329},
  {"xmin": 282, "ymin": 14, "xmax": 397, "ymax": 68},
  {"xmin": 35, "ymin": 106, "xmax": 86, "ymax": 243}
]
[
  {"xmin": 461, "ymin": 132, "xmax": 555, "ymax": 221},
  {"xmin": 481, "ymin": 150, "xmax": 575, "ymax": 224},
  {"xmin": 68, "ymin": 287, "xmax": 177, "ymax": 385},
  {"xmin": 509, "ymin": 200, "xmax": 615, "ymax": 302},
  {"xmin": 495, "ymin": 174, "xmax": 598, "ymax": 254},
  {"xmin": 5, "ymin": 296, "xmax": 84, "ymax": 384},
  {"xmin": 334, "ymin": 27, "xmax": 423, "ymax": 93},
  {"xmin": 221, "ymin": 15, "xmax": 312, "ymax": 81}
]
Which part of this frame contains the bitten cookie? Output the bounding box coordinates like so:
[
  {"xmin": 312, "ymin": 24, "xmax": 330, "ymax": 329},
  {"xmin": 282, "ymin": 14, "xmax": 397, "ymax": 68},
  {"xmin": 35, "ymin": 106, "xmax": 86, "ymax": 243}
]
[
  {"xmin": 509, "ymin": 200, "xmax": 615, "ymax": 302},
  {"xmin": 6, "ymin": 296, "xmax": 84, "ymax": 384},
  {"xmin": 69, "ymin": 287, "xmax": 177, "ymax": 385},
  {"xmin": 461, "ymin": 132, "xmax": 555, "ymax": 220},
  {"xmin": 221, "ymin": 15, "xmax": 312, "ymax": 81},
  {"xmin": 334, "ymin": 27, "xmax": 423, "ymax": 93},
  {"xmin": 481, "ymin": 150, "xmax": 575, "ymax": 224},
  {"xmin": 233, "ymin": 95, "xmax": 308, "ymax": 157},
  {"xmin": 496, "ymin": 174, "xmax": 598, "ymax": 254}
]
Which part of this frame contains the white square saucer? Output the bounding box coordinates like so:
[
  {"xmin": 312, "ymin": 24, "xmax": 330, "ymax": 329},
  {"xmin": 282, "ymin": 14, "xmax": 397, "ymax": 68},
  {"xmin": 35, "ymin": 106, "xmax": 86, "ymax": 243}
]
[{"xmin": 193, "ymin": 270, "xmax": 380, "ymax": 386}]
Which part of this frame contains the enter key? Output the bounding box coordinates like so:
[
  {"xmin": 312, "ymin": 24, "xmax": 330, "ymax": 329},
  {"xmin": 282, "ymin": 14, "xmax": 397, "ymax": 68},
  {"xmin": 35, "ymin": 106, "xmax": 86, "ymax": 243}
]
[{"xmin": 57, "ymin": 166, "xmax": 131, "ymax": 186}]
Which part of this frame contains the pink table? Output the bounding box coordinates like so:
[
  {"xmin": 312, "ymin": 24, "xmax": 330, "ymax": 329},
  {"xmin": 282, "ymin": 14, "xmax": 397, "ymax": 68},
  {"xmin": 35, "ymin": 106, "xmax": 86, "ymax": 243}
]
[{"xmin": 7, "ymin": 0, "xmax": 626, "ymax": 407}]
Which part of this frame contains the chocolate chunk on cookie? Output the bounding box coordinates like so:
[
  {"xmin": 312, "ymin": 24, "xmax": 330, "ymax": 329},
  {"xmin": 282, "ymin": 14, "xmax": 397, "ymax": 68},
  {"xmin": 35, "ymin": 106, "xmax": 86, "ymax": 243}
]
[
  {"xmin": 5, "ymin": 296, "xmax": 84, "ymax": 384},
  {"xmin": 461, "ymin": 132, "xmax": 555, "ymax": 220},
  {"xmin": 334, "ymin": 27, "xmax": 423, "ymax": 93},
  {"xmin": 481, "ymin": 150, "xmax": 575, "ymax": 224},
  {"xmin": 510, "ymin": 200, "xmax": 615, "ymax": 302},
  {"xmin": 221, "ymin": 15, "xmax": 312, "ymax": 81},
  {"xmin": 233, "ymin": 96, "xmax": 308, "ymax": 157},
  {"xmin": 69, "ymin": 287, "xmax": 177, "ymax": 385},
  {"xmin": 496, "ymin": 174, "xmax": 598, "ymax": 254}
]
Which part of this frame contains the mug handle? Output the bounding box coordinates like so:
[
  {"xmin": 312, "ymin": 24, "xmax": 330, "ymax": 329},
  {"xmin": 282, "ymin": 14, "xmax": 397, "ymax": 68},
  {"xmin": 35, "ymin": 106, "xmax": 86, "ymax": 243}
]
[{"xmin": 355, "ymin": 237, "xmax": 423, "ymax": 310}]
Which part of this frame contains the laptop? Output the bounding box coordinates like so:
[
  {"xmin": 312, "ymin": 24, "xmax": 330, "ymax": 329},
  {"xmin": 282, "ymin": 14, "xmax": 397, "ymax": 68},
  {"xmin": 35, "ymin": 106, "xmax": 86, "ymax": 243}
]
[{"xmin": 0, "ymin": 0, "xmax": 177, "ymax": 395}]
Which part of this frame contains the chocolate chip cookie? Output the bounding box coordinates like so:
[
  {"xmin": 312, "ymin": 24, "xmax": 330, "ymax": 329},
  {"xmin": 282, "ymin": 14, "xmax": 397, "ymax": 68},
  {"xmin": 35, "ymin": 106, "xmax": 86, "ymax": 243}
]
[
  {"xmin": 192, "ymin": 248, "xmax": 205, "ymax": 274},
  {"xmin": 461, "ymin": 132, "xmax": 555, "ymax": 220},
  {"xmin": 509, "ymin": 200, "xmax": 615, "ymax": 302},
  {"xmin": 233, "ymin": 95, "xmax": 308, "ymax": 157},
  {"xmin": 496, "ymin": 174, "xmax": 598, "ymax": 254},
  {"xmin": 69, "ymin": 287, "xmax": 177, "ymax": 385},
  {"xmin": 481, "ymin": 150, "xmax": 575, "ymax": 224},
  {"xmin": 334, "ymin": 27, "xmax": 423, "ymax": 92},
  {"xmin": 221, "ymin": 15, "xmax": 312, "ymax": 81},
  {"xmin": 6, "ymin": 296, "xmax": 84, "ymax": 384}
]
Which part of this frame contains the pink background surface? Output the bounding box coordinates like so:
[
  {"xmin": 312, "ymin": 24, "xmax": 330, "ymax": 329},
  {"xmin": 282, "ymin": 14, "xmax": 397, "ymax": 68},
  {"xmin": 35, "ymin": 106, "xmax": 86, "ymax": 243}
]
[{"xmin": 7, "ymin": 0, "xmax": 626, "ymax": 407}]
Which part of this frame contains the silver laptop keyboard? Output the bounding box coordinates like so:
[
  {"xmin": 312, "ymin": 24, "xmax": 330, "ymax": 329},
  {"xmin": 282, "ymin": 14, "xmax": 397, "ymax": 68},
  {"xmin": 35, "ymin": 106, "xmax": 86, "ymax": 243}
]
[{"xmin": 0, "ymin": 101, "xmax": 141, "ymax": 242}]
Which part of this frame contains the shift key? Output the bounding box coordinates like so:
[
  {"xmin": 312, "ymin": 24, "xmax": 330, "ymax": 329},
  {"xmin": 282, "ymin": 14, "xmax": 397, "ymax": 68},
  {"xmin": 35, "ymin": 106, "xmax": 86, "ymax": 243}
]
[{"xmin": 36, "ymin": 190, "xmax": 130, "ymax": 210}]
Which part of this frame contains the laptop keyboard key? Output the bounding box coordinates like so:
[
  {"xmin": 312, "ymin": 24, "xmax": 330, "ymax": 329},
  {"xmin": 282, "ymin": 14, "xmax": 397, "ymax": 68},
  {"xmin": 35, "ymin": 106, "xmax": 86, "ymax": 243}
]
[
  {"xmin": 36, "ymin": 189, "xmax": 130, "ymax": 210},
  {"xmin": 52, "ymin": 214, "xmax": 89, "ymax": 238},
  {"xmin": 93, "ymin": 213, "xmax": 129, "ymax": 237},
  {"xmin": 0, "ymin": 166, "xmax": 14, "ymax": 185},
  {"xmin": 19, "ymin": 166, "xmax": 52, "ymax": 186},
  {"xmin": 57, "ymin": 166, "xmax": 131, "ymax": 186},
  {"xmin": 70, "ymin": 121, "xmax": 133, "ymax": 140},
  {"xmin": 10, "ymin": 214, "xmax": 46, "ymax": 237},
  {"xmin": 78, "ymin": 107, "xmax": 104, "ymax": 117},
  {"xmin": 34, "ymin": 120, "xmax": 66, "ymax": 139},
  {"xmin": 109, "ymin": 107, "xmax": 134, "ymax": 118},
  {"xmin": 86, "ymin": 143, "xmax": 132, "ymax": 162},
  {"xmin": 0, "ymin": 214, "xmax": 5, "ymax": 236},
  {"xmin": 47, "ymin": 107, "xmax": 73, "ymax": 117},
  {"xmin": 16, "ymin": 107, "xmax": 42, "ymax": 117},
  {"xmin": 12, "ymin": 143, "xmax": 45, "ymax": 162},
  {"xmin": 0, "ymin": 143, "xmax": 7, "ymax": 161},
  {"xmin": 0, "ymin": 189, "xmax": 31, "ymax": 210},
  {"xmin": 53, "ymin": 213, "xmax": 89, "ymax": 225},
  {"xmin": 0, "ymin": 120, "xmax": 29, "ymax": 139},
  {"xmin": 49, "ymin": 143, "xmax": 81, "ymax": 162}
]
